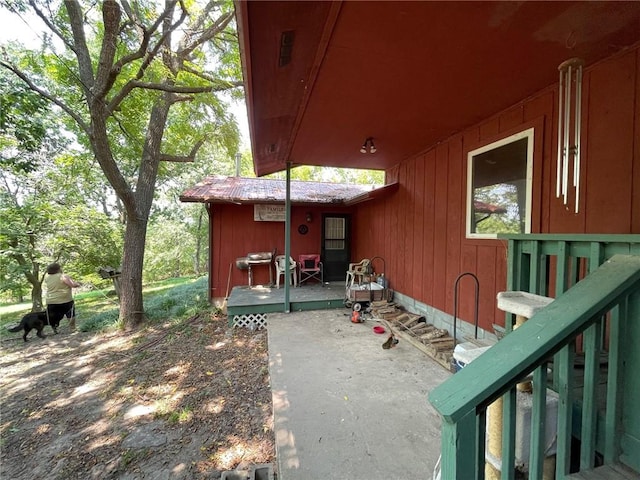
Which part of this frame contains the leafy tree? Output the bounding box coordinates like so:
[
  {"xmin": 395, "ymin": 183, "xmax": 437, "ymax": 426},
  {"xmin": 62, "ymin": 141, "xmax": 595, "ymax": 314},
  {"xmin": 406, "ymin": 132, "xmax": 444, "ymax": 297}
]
[
  {"xmin": 0, "ymin": 156, "xmax": 123, "ymax": 308},
  {"xmin": 1, "ymin": 0, "xmax": 242, "ymax": 327},
  {"xmin": 0, "ymin": 67, "xmax": 51, "ymax": 173},
  {"xmin": 0, "ymin": 65, "xmax": 62, "ymax": 307}
]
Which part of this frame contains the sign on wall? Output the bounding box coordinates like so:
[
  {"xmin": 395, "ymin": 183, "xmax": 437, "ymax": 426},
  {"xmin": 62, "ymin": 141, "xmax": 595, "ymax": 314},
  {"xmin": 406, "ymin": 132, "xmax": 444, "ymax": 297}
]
[{"xmin": 254, "ymin": 204, "xmax": 285, "ymax": 222}]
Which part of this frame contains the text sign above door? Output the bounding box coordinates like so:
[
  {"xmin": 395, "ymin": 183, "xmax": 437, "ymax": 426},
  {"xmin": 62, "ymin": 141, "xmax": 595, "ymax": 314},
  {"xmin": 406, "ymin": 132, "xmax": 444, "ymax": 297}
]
[{"xmin": 254, "ymin": 204, "xmax": 285, "ymax": 222}]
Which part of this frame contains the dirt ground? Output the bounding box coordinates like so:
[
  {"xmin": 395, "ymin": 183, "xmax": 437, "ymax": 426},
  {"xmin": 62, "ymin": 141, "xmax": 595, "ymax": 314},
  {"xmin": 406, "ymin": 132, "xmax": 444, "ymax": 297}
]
[{"xmin": 0, "ymin": 312, "xmax": 275, "ymax": 479}]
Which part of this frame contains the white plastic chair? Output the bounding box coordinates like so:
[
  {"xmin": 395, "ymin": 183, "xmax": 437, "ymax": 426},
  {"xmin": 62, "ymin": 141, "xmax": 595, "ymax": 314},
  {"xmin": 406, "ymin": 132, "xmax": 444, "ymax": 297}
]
[
  {"xmin": 345, "ymin": 258, "xmax": 371, "ymax": 288},
  {"xmin": 275, "ymin": 255, "xmax": 297, "ymax": 288}
]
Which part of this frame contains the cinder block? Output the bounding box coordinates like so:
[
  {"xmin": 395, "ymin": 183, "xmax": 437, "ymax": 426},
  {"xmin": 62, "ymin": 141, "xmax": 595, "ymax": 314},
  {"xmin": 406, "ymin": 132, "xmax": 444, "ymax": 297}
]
[
  {"xmin": 221, "ymin": 470, "xmax": 249, "ymax": 480},
  {"xmin": 251, "ymin": 463, "xmax": 274, "ymax": 480}
]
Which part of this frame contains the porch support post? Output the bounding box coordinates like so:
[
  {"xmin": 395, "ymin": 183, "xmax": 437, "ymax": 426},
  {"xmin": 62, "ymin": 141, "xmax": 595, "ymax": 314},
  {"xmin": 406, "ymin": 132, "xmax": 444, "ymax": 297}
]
[
  {"xmin": 284, "ymin": 162, "xmax": 292, "ymax": 312},
  {"xmin": 439, "ymin": 408, "xmax": 477, "ymax": 480}
]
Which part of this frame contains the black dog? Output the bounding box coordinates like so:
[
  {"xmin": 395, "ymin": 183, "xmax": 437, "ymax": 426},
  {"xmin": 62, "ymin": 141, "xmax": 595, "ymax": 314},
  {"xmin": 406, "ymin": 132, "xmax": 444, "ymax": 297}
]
[{"xmin": 7, "ymin": 311, "xmax": 51, "ymax": 342}]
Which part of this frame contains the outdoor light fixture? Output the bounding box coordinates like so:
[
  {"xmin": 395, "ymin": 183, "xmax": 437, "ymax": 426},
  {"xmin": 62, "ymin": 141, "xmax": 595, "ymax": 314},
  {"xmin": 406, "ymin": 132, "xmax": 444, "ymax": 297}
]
[
  {"xmin": 306, "ymin": 212, "xmax": 312, "ymax": 223},
  {"xmin": 360, "ymin": 137, "xmax": 376, "ymax": 154}
]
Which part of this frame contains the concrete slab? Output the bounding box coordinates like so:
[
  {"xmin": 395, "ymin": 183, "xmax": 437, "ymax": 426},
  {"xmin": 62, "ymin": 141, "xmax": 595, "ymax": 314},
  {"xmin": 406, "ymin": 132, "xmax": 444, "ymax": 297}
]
[{"xmin": 267, "ymin": 309, "xmax": 452, "ymax": 480}]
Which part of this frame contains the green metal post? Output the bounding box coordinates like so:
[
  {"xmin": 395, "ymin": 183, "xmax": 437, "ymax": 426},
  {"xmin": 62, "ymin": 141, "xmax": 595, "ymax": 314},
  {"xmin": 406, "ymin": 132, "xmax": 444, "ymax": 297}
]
[{"xmin": 284, "ymin": 162, "xmax": 291, "ymax": 312}]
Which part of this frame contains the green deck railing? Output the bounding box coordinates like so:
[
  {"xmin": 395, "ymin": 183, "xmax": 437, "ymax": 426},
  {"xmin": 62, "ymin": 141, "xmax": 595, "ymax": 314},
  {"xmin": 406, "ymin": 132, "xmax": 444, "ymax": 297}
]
[
  {"xmin": 429, "ymin": 234, "xmax": 640, "ymax": 480},
  {"xmin": 503, "ymin": 234, "xmax": 640, "ymax": 324}
]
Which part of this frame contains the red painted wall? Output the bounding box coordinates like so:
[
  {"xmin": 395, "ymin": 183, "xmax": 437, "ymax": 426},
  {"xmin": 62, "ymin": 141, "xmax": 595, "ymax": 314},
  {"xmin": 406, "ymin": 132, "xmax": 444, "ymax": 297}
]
[
  {"xmin": 208, "ymin": 203, "xmax": 353, "ymax": 299},
  {"xmin": 353, "ymin": 46, "xmax": 640, "ymax": 332}
]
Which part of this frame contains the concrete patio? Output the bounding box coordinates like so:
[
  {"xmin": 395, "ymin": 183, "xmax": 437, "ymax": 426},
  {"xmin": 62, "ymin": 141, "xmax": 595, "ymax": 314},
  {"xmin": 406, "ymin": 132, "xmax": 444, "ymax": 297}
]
[{"xmin": 266, "ymin": 308, "xmax": 452, "ymax": 480}]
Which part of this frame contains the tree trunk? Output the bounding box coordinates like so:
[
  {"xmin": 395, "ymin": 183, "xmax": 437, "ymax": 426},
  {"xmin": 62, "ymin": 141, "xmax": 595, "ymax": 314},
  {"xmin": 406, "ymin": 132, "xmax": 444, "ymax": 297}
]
[
  {"xmin": 5, "ymin": 0, "xmax": 239, "ymax": 329},
  {"xmin": 31, "ymin": 281, "xmax": 43, "ymax": 311},
  {"xmin": 118, "ymin": 96, "xmax": 170, "ymax": 328},
  {"xmin": 25, "ymin": 263, "xmax": 43, "ymax": 311},
  {"xmin": 119, "ymin": 215, "xmax": 147, "ymax": 327}
]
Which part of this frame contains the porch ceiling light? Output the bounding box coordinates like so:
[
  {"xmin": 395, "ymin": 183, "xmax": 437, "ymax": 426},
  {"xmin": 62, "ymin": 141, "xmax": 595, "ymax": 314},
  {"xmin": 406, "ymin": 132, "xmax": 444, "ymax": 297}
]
[{"xmin": 360, "ymin": 137, "xmax": 376, "ymax": 154}]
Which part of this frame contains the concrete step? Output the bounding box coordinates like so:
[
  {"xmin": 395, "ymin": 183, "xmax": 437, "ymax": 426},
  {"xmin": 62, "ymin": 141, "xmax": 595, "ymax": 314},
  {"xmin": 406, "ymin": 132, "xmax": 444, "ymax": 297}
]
[{"xmin": 567, "ymin": 463, "xmax": 639, "ymax": 479}]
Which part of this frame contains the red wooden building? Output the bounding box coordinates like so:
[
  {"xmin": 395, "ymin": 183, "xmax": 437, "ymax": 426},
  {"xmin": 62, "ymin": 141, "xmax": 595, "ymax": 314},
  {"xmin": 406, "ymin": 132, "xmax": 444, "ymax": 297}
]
[
  {"xmin": 182, "ymin": 2, "xmax": 640, "ymax": 477},
  {"xmin": 180, "ymin": 175, "xmax": 396, "ymax": 293},
  {"xmin": 185, "ymin": 1, "xmax": 640, "ymax": 334}
]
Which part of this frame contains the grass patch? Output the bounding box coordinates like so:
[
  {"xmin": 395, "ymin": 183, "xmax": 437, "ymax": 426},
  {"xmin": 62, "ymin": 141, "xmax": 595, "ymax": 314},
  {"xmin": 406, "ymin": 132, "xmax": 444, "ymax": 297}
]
[
  {"xmin": 166, "ymin": 407, "xmax": 193, "ymax": 424},
  {"xmin": 0, "ymin": 276, "xmax": 213, "ymax": 339}
]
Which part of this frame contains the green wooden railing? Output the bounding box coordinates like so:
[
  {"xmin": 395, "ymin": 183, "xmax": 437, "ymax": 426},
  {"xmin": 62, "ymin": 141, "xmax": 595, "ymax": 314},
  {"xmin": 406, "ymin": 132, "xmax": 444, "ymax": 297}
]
[
  {"xmin": 429, "ymin": 234, "xmax": 640, "ymax": 480},
  {"xmin": 503, "ymin": 234, "xmax": 640, "ymax": 325}
]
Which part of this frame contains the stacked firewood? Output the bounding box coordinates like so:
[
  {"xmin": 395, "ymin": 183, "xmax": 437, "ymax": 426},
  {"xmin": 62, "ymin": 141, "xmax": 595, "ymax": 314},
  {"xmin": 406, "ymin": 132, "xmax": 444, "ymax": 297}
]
[{"xmin": 369, "ymin": 300, "xmax": 454, "ymax": 370}]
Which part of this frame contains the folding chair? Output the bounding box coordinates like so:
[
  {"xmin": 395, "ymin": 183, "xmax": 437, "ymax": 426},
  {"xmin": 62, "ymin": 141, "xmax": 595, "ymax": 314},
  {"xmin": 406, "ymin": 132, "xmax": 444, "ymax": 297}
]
[{"xmin": 298, "ymin": 254, "xmax": 323, "ymax": 286}]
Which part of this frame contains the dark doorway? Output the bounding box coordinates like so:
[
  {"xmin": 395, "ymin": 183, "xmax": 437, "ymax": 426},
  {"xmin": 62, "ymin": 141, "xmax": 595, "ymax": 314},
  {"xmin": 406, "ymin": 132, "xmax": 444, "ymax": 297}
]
[{"xmin": 321, "ymin": 214, "xmax": 350, "ymax": 282}]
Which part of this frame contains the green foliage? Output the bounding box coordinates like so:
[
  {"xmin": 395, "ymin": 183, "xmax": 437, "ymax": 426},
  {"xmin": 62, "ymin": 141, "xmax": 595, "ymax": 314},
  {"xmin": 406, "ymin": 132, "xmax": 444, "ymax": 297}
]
[
  {"xmin": 143, "ymin": 276, "xmax": 211, "ymax": 322},
  {"xmin": 0, "ymin": 0, "xmax": 244, "ymax": 324},
  {"xmin": 0, "ymin": 151, "xmax": 123, "ymax": 304},
  {"xmin": 473, "ymin": 184, "xmax": 522, "ymax": 235},
  {"xmin": 144, "ymin": 212, "xmax": 206, "ymax": 282},
  {"xmin": 0, "ymin": 0, "xmax": 385, "ymax": 314},
  {"xmin": 0, "ymin": 276, "xmax": 212, "ymax": 336},
  {"xmin": 268, "ymin": 165, "xmax": 385, "ymax": 185},
  {"xmin": 0, "ymin": 68, "xmax": 50, "ymax": 171}
]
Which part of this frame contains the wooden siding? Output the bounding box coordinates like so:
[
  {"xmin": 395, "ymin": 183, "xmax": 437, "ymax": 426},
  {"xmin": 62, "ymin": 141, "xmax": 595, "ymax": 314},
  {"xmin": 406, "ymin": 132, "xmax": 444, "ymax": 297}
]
[
  {"xmin": 354, "ymin": 46, "xmax": 640, "ymax": 333},
  {"xmin": 209, "ymin": 203, "xmax": 352, "ymax": 300}
]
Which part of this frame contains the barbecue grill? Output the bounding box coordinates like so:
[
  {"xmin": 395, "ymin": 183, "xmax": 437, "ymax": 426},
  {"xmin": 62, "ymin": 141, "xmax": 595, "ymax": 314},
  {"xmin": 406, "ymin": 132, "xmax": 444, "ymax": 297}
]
[{"xmin": 235, "ymin": 251, "xmax": 273, "ymax": 286}]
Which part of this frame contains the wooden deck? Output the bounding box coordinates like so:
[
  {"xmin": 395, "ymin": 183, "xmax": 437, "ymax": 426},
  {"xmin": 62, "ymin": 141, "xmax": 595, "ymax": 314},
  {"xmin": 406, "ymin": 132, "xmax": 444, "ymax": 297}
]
[{"xmin": 226, "ymin": 281, "xmax": 347, "ymax": 318}]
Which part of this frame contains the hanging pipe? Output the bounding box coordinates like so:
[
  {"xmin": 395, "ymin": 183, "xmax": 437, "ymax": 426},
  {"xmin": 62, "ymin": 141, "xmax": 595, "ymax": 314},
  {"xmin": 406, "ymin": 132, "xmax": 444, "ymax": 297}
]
[
  {"xmin": 369, "ymin": 256, "xmax": 386, "ymax": 303},
  {"xmin": 370, "ymin": 256, "xmax": 386, "ymax": 281},
  {"xmin": 453, "ymin": 272, "xmax": 479, "ymax": 344}
]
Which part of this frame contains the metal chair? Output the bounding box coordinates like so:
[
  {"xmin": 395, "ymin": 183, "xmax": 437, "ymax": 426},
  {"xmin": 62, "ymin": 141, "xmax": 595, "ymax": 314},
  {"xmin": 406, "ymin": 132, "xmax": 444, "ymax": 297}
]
[
  {"xmin": 298, "ymin": 254, "xmax": 323, "ymax": 286},
  {"xmin": 275, "ymin": 255, "xmax": 297, "ymax": 288},
  {"xmin": 345, "ymin": 258, "xmax": 371, "ymax": 288}
]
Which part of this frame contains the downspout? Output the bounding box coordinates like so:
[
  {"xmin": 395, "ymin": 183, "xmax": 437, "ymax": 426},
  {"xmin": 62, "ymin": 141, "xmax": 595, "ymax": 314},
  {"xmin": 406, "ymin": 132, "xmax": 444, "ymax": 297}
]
[{"xmin": 284, "ymin": 162, "xmax": 292, "ymax": 312}]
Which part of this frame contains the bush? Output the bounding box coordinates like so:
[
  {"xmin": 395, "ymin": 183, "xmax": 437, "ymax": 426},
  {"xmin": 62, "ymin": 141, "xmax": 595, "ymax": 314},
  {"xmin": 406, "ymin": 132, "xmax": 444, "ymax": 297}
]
[{"xmin": 144, "ymin": 277, "xmax": 211, "ymax": 322}]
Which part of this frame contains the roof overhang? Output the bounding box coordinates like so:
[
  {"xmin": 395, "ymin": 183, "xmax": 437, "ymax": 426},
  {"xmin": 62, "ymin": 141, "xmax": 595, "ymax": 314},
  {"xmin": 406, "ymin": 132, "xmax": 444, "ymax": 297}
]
[
  {"xmin": 343, "ymin": 182, "xmax": 399, "ymax": 206},
  {"xmin": 236, "ymin": 1, "xmax": 640, "ymax": 177},
  {"xmin": 179, "ymin": 176, "xmax": 396, "ymax": 206}
]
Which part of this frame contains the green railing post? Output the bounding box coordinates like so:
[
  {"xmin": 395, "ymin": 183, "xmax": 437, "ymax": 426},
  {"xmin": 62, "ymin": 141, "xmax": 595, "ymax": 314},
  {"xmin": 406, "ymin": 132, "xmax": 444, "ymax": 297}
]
[
  {"xmin": 556, "ymin": 341, "xmax": 575, "ymax": 479},
  {"xmin": 431, "ymin": 237, "xmax": 640, "ymax": 479},
  {"xmin": 604, "ymin": 300, "xmax": 625, "ymax": 464},
  {"xmin": 580, "ymin": 319, "xmax": 603, "ymax": 470},
  {"xmin": 501, "ymin": 388, "xmax": 517, "ymax": 480},
  {"xmin": 529, "ymin": 363, "xmax": 548, "ymax": 479},
  {"xmin": 440, "ymin": 409, "xmax": 478, "ymax": 479}
]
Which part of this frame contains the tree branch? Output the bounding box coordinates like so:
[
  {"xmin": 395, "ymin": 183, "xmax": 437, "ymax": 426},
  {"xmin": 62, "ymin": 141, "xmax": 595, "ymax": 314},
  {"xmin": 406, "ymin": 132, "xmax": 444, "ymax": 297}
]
[
  {"xmin": 26, "ymin": 0, "xmax": 76, "ymax": 53},
  {"xmin": 63, "ymin": 0, "xmax": 95, "ymax": 99},
  {"xmin": 158, "ymin": 154, "xmax": 194, "ymax": 163},
  {"xmin": 180, "ymin": 9, "xmax": 235, "ymax": 58},
  {"xmin": 159, "ymin": 138, "xmax": 205, "ymax": 162},
  {"xmin": 106, "ymin": 1, "xmax": 187, "ymax": 114},
  {"xmin": 93, "ymin": 0, "xmax": 122, "ymax": 100},
  {"xmin": 0, "ymin": 60, "xmax": 90, "ymax": 135},
  {"xmin": 181, "ymin": 64, "xmax": 243, "ymax": 88},
  {"xmin": 130, "ymin": 79, "xmax": 243, "ymax": 94}
]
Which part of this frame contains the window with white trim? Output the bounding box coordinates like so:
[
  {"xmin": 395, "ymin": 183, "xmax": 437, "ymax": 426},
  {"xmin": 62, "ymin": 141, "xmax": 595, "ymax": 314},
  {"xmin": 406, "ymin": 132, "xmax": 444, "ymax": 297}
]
[{"xmin": 466, "ymin": 128, "xmax": 534, "ymax": 239}]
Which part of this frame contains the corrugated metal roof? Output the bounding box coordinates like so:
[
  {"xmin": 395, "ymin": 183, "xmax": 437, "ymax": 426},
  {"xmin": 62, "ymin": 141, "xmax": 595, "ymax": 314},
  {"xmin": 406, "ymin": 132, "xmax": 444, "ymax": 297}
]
[{"xmin": 179, "ymin": 176, "xmax": 386, "ymax": 205}]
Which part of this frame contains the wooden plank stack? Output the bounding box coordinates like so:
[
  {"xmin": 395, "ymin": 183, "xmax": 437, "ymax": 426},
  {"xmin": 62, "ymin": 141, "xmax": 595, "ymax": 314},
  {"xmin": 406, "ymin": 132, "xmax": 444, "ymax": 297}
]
[{"xmin": 369, "ymin": 300, "xmax": 455, "ymax": 371}]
